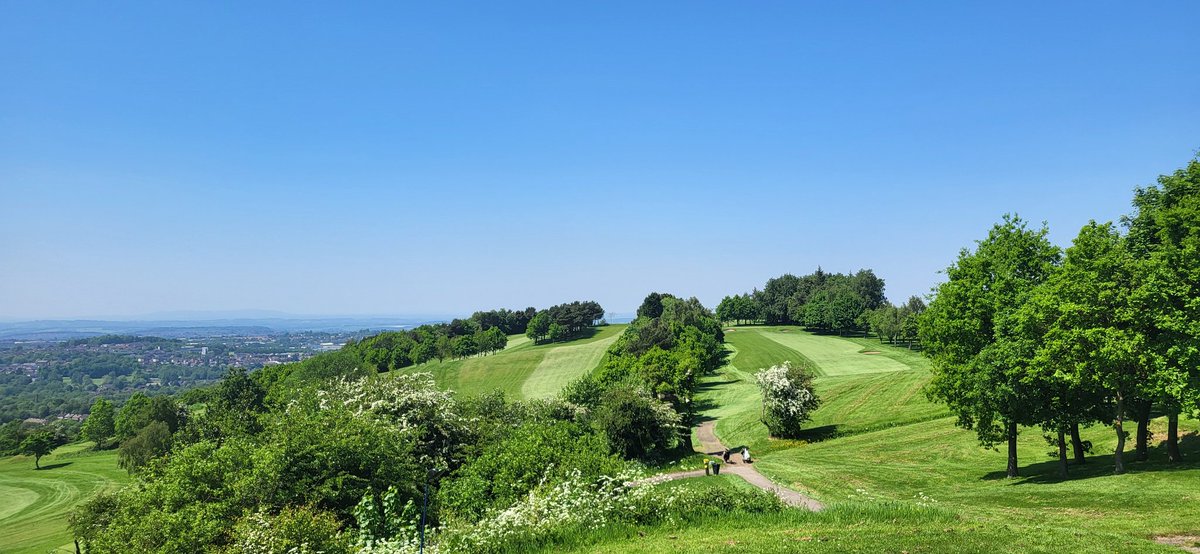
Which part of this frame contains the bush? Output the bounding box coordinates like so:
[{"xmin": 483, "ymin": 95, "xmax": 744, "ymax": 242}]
[
  {"xmin": 439, "ymin": 420, "xmax": 622, "ymax": 522},
  {"xmin": 228, "ymin": 505, "xmax": 352, "ymax": 554},
  {"xmin": 755, "ymin": 361, "xmax": 821, "ymax": 438},
  {"xmin": 591, "ymin": 385, "xmax": 682, "ymax": 459}
]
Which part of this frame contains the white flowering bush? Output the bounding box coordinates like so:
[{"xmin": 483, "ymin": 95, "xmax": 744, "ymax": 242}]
[
  {"xmin": 441, "ymin": 468, "xmax": 647, "ymax": 552},
  {"xmin": 228, "ymin": 505, "xmax": 352, "ymax": 554},
  {"xmin": 427, "ymin": 466, "xmax": 784, "ymax": 553},
  {"xmin": 755, "ymin": 361, "xmax": 821, "ymax": 438},
  {"xmin": 311, "ymin": 373, "xmax": 469, "ymax": 467}
]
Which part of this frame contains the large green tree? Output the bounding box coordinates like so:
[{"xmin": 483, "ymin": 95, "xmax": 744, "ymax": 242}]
[
  {"xmin": 82, "ymin": 398, "xmax": 116, "ymax": 447},
  {"xmin": 1034, "ymin": 222, "xmax": 1142, "ymax": 474},
  {"xmin": 920, "ymin": 215, "xmax": 1061, "ymax": 477},
  {"xmin": 1124, "ymin": 156, "xmax": 1200, "ymax": 462}
]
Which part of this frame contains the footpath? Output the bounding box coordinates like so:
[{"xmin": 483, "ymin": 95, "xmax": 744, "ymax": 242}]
[{"xmin": 629, "ymin": 420, "xmax": 824, "ymax": 511}]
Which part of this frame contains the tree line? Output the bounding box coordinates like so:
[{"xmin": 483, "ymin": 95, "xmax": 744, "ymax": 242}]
[
  {"xmin": 563, "ymin": 292, "xmax": 726, "ymax": 455},
  {"xmin": 338, "ymin": 301, "xmax": 604, "ymax": 372},
  {"xmin": 525, "ymin": 301, "xmax": 606, "ymax": 344},
  {"xmin": 920, "ymin": 156, "xmax": 1200, "ymax": 477},
  {"xmin": 717, "ymin": 268, "xmax": 887, "ymax": 334}
]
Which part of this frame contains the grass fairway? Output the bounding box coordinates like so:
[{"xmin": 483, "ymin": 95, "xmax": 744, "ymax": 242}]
[
  {"xmin": 0, "ymin": 443, "xmax": 127, "ymax": 554},
  {"xmin": 521, "ymin": 330, "xmax": 621, "ymax": 399},
  {"xmin": 704, "ymin": 327, "xmax": 948, "ymax": 454},
  {"xmin": 757, "ymin": 328, "xmax": 911, "ymax": 376},
  {"xmin": 396, "ymin": 324, "xmax": 625, "ymax": 400},
  {"xmin": 696, "ymin": 325, "xmax": 1200, "ymax": 553}
]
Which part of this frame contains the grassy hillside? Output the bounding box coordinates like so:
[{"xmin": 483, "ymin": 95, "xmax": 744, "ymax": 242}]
[
  {"xmin": 0, "ymin": 443, "xmax": 128, "ymax": 554},
  {"xmin": 702, "ymin": 328, "xmax": 948, "ymax": 454},
  {"xmin": 559, "ymin": 325, "xmax": 1197, "ymax": 553},
  {"xmin": 691, "ymin": 326, "xmax": 1199, "ymax": 553},
  {"xmin": 394, "ymin": 324, "xmax": 624, "ymax": 399}
]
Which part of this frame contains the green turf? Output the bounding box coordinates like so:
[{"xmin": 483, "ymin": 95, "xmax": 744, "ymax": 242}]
[
  {"xmin": 692, "ymin": 326, "xmax": 1200, "ymax": 553},
  {"xmin": 546, "ymin": 506, "xmax": 1177, "ymax": 553},
  {"xmin": 703, "ymin": 328, "xmax": 948, "ymax": 455},
  {"xmin": 396, "ymin": 325, "xmax": 626, "ymax": 400},
  {"xmin": 0, "ymin": 443, "xmax": 128, "ymax": 554},
  {"xmin": 679, "ymin": 325, "xmax": 1197, "ymax": 550},
  {"xmin": 720, "ymin": 327, "xmax": 811, "ymax": 374},
  {"xmin": 521, "ymin": 331, "xmax": 621, "ymax": 399},
  {"xmin": 757, "ymin": 329, "xmax": 911, "ymax": 376}
]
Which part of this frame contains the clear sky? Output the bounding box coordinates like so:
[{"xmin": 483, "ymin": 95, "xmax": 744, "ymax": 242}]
[{"xmin": 2, "ymin": 1, "xmax": 1198, "ymax": 320}]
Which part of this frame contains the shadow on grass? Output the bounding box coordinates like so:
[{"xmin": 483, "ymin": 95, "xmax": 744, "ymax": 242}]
[
  {"xmin": 981, "ymin": 432, "xmax": 1199, "ymax": 484},
  {"xmin": 36, "ymin": 462, "xmax": 73, "ymax": 470},
  {"xmin": 792, "ymin": 425, "xmax": 842, "ymax": 442}
]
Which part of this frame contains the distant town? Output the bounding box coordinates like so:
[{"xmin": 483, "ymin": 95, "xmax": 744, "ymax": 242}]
[{"xmin": 0, "ymin": 327, "xmax": 392, "ymax": 423}]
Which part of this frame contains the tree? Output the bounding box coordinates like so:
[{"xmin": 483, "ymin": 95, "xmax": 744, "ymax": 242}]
[
  {"xmin": 210, "ymin": 367, "xmax": 267, "ymax": 437},
  {"xmin": 82, "ymin": 398, "xmax": 116, "ymax": 447},
  {"xmin": 756, "ymin": 274, "xmax": 802, "ymax": 324},
  {"xmin": 637, "ymin": 292, "xmax": 668, "ymax": 319},
  {"xmin": 526, "ymin": 311, "xmax": 550, "ymax": 344},
  {"xmin": 1035, "ymin": 222, "xmax": 1141, "ymax": 474},
  {"xmin": 20, "ymin": 429, "xmax": 56, "ymax": 469},
  {"xmin": 1124, "ymin": 156, "xmax": 1200, "ymax": 463},
  {"xmin": 716, "ymin": 296, "xmax": 736, "ymax": 324},
  {"xmin": 591, "ymin": 384, "xmax": 682, "ymax": 459},
  {"xmin": 755, "ymin": 361, "xmax": 821, "ymax": 438},
  {"xmin": 920, "ymin": 215, "xmax": 1061, "ymax": 477},
  {"xmin": 117, "ymin": 420, "xmax": 172, "ymax": 474},
  {"xmin": 114, "ymin": 393, "xmax": 183, "ymax": 441},
  {"xmin": 867, "ymin": 305, "xmax": 904, "ymax": 343}
]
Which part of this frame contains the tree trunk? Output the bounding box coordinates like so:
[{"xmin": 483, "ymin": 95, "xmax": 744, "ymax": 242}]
[
  {"xmin": 1006, "ymin": 420, "xmax": 1019, "ymax": 478},
  {"xmin": 1167, "ymin": 411, "xmax": 1181, "ymax": 463},
  {"xmin": 1135, "ymin": 401, "xmax": 1151, "ymax": 461},
  {"xmin": 1057, "ymin": 429, "xmax": 1068, "ymax": 478},
  {"xmin": 1070, "ymin": 423, "xmax": 1086, "ymax": 464},
  {"xmin": 1114, "ymin": 395, "xmax": 1126, "ymax": 475}
]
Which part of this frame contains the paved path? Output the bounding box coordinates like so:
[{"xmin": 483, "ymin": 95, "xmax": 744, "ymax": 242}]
[{"xmin": 629, "ymin": 421, "xmax": 824, "ymax": 511}]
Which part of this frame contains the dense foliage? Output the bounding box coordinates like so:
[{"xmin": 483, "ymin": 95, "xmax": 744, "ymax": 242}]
[
  {"xmin": 718, "ymin": 268, "xmax": 886, "ymax": 333},
  {"xmin": 526, "ymin": 301, "xmax": 605, "ymax": 344},
  {"xmin": 66, "ymin": 292, "xmax": 724, "ymax": 553},
  {"xmin": 920, "ymin": 155, "xmax": 1200, "ymax": 476}
]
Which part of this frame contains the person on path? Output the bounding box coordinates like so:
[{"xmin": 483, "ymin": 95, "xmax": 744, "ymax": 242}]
[
  {"xmin": 742, "ymin": 447, "xmax": 751, "ymax": 463},
  {"xmin": 704, "ymin": 459, "xmax": 711, "ymax": 475}
]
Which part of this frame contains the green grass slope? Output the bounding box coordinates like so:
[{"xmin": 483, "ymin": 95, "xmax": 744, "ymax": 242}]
[
  {"xmin": 0, "ymin": 443, "xmax": 128, "ymax": 554},
  {"xmin": 757, "ymin": 328, "xmax": 911, "ymax": 376},
  {"xmin": 521, "ymin": 331, "xmax": 621, "ymax": 399},
  {"xmin": 695, "ymin": 325, "xmax": 1200, "ymax": 553},
  {"xmin": 396, "ymin": 324, "xmax": 625, "ymax": 399},
  {"xmin": 705, "ymin": 327, "xmax": 947, "ymax": 453}
]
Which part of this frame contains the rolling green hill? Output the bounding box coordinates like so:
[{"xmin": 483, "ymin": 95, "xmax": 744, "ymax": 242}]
[
  {"xmin": 677, "ymin": 326, "xmax": 1200, "ymax": 554},
  {"xmin": 0, "ymin": 443, "xmax": 128, "ymax": 554},
  {"xmin": 393, "ymin": 324, "xmax": 625, "ymax": 399}
]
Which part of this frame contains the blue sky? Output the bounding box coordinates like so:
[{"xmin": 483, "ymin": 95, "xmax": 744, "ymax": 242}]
[{"xmin": 2, "ymin": 1, "xmax": 1198, "ymax": 319}]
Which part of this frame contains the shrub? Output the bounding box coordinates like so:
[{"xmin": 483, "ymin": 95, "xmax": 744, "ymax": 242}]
[
  {"xmin": 755, "ymin": 361, "xmax": 821, "ymax": 438},
  {"xmin": 227, "ymin": 505, "xmax": 352, "ymax": 554},
  {"xmin": 439, "ymin": 420, "xmax": 622, "ymax": 522},
  {"xmin": 591, "ymin": 384, "xmax": 682, "ymax": 459}
]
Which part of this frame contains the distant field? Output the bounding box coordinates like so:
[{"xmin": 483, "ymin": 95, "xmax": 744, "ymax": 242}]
[
  {"xmin": 0, "ymin": 443, "xmax": 127, "ymax": 554},
  {"xmin": 395, "ymin": 324, "xmax": 625, "ymax": 399}
]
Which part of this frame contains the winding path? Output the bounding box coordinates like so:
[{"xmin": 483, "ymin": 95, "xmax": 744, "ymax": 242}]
[{"xmin": 630, "ymin": 421, "xmax": 824, "ymax": 511}]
